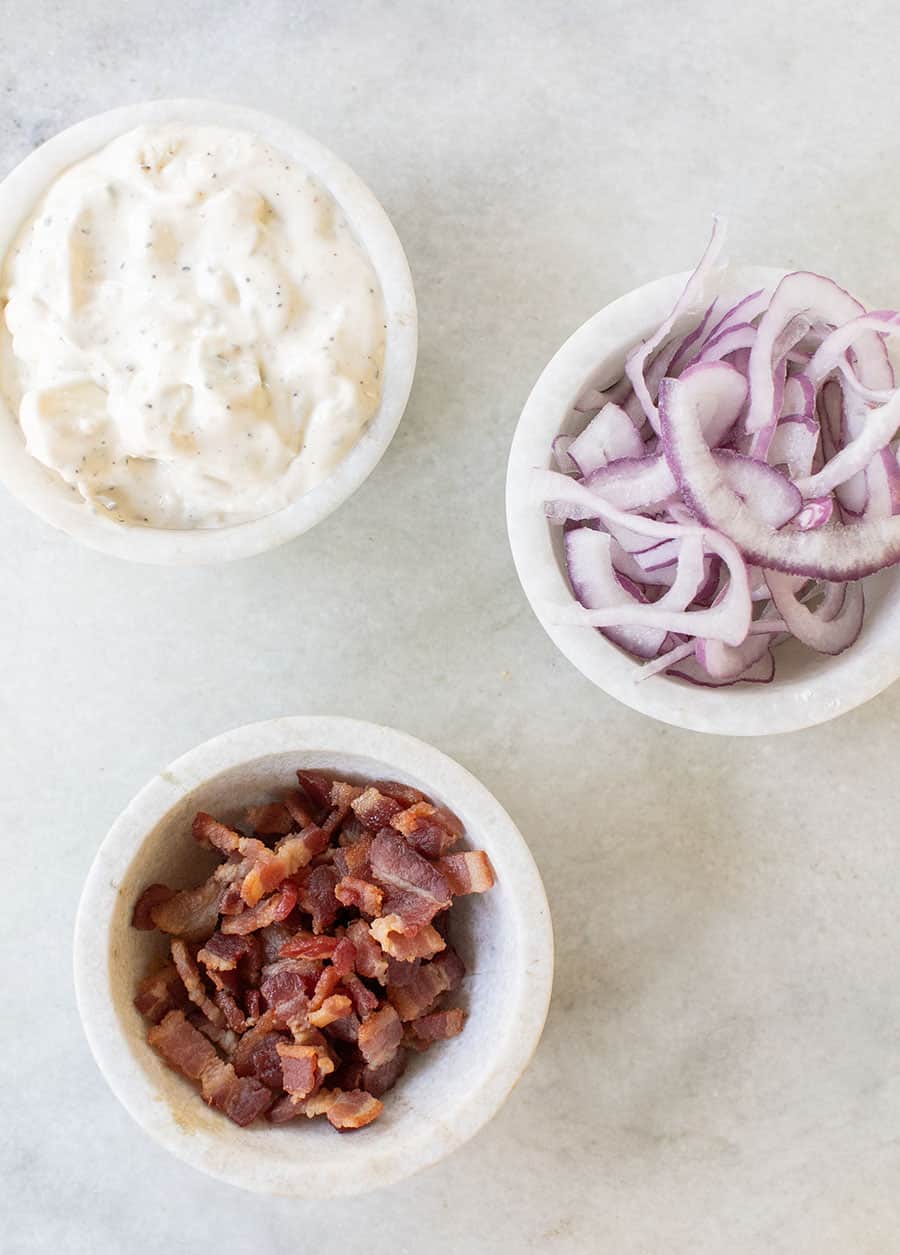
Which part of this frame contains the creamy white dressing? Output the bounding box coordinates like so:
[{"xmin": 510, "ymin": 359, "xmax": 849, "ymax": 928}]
[{"xmin": 0, "ymin": 124, "xmax": 386, "ymax": 528}]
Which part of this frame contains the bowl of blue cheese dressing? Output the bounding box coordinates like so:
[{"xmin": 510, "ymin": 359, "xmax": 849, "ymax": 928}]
[{"xmin": 0, "ymin": 100, "xmax": 417, "ymax": 562}]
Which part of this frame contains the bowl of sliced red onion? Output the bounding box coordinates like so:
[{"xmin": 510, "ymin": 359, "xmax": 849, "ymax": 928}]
[
  {"xmin": 507, "ymin": 223, "xmax": 900, "ymax": 735},
  {"xmin": 74, "ymin": 717, "xmax": 553, "ymax": 1195}
]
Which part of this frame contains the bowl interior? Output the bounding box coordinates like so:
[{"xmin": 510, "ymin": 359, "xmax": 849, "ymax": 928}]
[
  {"xmin": 507, "ymin": 266, "xmax": 900, "ymax": 735},
  {"xmin": 78, "ymin": 725, "xmax": 550, "ymax": 1196},
  {"xmin": 0, "ymin": 100, "xmax": 417, "ymax": 563}
]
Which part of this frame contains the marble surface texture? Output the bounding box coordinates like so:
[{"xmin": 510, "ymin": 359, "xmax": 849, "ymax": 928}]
[{"xmin": 3, "ymin": 2, "xmax": 900, "ymax": 1252}]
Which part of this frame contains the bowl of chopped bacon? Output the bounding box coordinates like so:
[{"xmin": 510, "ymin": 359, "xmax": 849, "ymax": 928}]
[{"xmin": 74, "ymin": 716, "xmax": 553, "ymax": 1196}]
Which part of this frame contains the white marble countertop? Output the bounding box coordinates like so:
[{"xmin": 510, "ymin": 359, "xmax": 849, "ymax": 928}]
[{"xmin": 4, "ymin": 2, "xmax": 900, "ymax": 1251}]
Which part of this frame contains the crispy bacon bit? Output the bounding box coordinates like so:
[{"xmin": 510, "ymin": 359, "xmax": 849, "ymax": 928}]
[
  {"xmin": 220, "ymin": 882, "xmax": 298, "ymax": 935},
  {"xmin": 308, "ymin": 994, "xmax": 354, "ymax": 1028},
  {"xmin": 171, "ymin": 939, "xmax": 224, "ymax": 1026},
  {"xmin": 342, "ymin": 971, "xmax": 379, "ymax": 1018},
  {"xmin": 150, "ymin": 863, "xmax": 240, "ymax": 942},
  {"xmin": 309, "ymin": 966, "xmax": 341, "ymax": 1012},
  {"xmin": 214, "ymin": 987, "xmax": 247, "ymax": 1034},
  {"xmin": 357, "ymin": 1003, "xmax": 402, "ymax": 1068},
  {"xmin": 436, "ymin": 851, "xmax": 495, "ymax": 896},
  {"xmin": 338, "ymin": 1049, "xmax": 407, "ymax": 1098},
  {"xmin": 135, "ymin": 773, "xmax": 489, "ymax": 1131},
  {"xmin": 345, "ymin": 920, "xmax": 389, "ymax": 984},
  {"xmin": 409, "ymin": 1007, "xmax": 466, "ymax": 1044},
  {"xmin": 370, "ymin": 916, "xmax": 446, "ymax": 962},
  {"xmin": 246, "ymin": 803, "xmax": 294, "ymax": 836},
  {"xmin": 132, "ymin": 884, "xmax": 175, "ymax": 930},
  {"xmin": 335, "ymin": 876, "xmax": 383, "ymax": 917},
  {"xmin": 388, "ymin": 948, "xmax": 465, "ymax": 1022},
  {"xmin": 284, "ymin": 790, "xmax": 314, "ymax": 829},
  {"xmin": 351, "ymin": 787, "xmax": 404, "ymax": 832},
  {"xmin": 374, "ymin": 780, "xmax": 428, "ymax": 807},
  {"xmin": 276, "ymin": 1042, "xmax": 321, "ymax": 1100},
  {"xmin": 333, "ymin": 837, "xmax": 373, "ymax": 880},
  {"xmin": 331, "ymin": 937, "xmax": 357, "ymax": 977},
  {"xmin": 369, "ymin": 831, "xmax": 451, "ymax": 934},
  {"xmin": 296, "ymin": 864, "xmax": 340, "ymax": 934},
  {"xmin": 260, "ymin": 959, "xmax": 314, "ymax": 1027},
  {"xmin": 390, "ymin": 802, "xmax": 462, "ymax": 859},
  {"xmin": 278, "ymin": 932, "xmax": 339, "ymax": 961},
  {"xmin": 134, "ymin": 963, "xmax": 186, "ymax": 1024},
  {"xmin": 296, "ymin": 770, "xmax": 333, "ymax": 813},
  {"xmin": 325, "ymin": 1088, "xmax": 384, "ymax": 1130}
]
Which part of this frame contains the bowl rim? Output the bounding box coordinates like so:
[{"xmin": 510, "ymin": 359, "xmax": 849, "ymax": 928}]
[
  {"xmin": 505, "ymin": 265, "xmax": 900, "ymax": 736},
  {"xmin": 0, "ymin": 98, "xmax": 418, "ymax": 564},
  {"xmin": 73, "ymin": 716, "xmax": 554, "ymax": 1197}
]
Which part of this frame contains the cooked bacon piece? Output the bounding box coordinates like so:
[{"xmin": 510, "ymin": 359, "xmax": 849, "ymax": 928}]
[
  {"xmin": 197, "ymin": 931, "xmax": 253, "ymax": 972},
  {"xmin": 244, "ymin": 988, "xmax": 262, "ymax": 1022},
  {"xmin": 296, "ymin": 864, "xmax": 340, "ymax": 934},
  {"xmin": 232, "ymin": 1019, "xmax": 289, "ymax": 1089},
  {"xmin": 246, "ymin": 803, "xmax": 294, "ymax": 836},
  {"xmin": 296, "ymin": 770, "xmax": 333, "ymax": 813},
  {"xmin": 321, "ymin": 781, "xmax": 364, "ymax": 837},
  {"xmin": 220, "ymin": 882, "xmax": 298, "ymax": 935},
  {"xmin": 333, "ymin": 837, "xmax": 373, "ymax": 880},
  {"xmin": 335, "ymin": 876, "xmax": 383, "ymax": 917},
  {"xmin": 337, "ymin": 815, "xmax": 367, "ymax": 846},
  {"xmin": 132, "ymin": 884, "xmax": 175, "ymax": 930},
  {"xmin": 289, "ymin": 1026, "xmax": 336, "ymax": 1076},
  {"xmin": 171, "ymin": 939, "xmax": 224, "ymax": 1026},
  {"xmin": 149, "ymin": 1009, "xmax": 218, "ymax": 1079},
  {"xmin": 351, "ymin": 787, "xmax": 404, "ymax": 832},
  {"xmin": 323, "ymin": 1012, "xmax": 361, "ymax": 1043},
  {"xmin": 309, "ymin": 965, "xmax": 341, "ymax": 1012},
  {"xmin": 388, "ymin": 948, "xmax": 465, "ymax": 1022},
  {"xmin": 190, "ymin": 1013, "xmax": 240, "ymax": 1057},
  {"xmin": 309, "ymin": 994, "xmax": 354, "ymax": 1028},
  {"xmin": 214, "ymin": 987, "xmax": 247, "ymax": 1034},
  {"xmin": 338, "ymin": 1048, "xmax": 407, "ymax": 1098},
  {"xmin": 370, "ymin": 916, "xmax": 446, "ymax": 962},
  {"xmin": 260, "ymin": 958, "xmax": 314, "ymax": 1027},
  {"xmin": 325, "ymin": 1088, "xmax": 383, "ymax": 1130},
  {"xmin": 374, "ymin": 780, "xmax": 428, "ymax": 807},
  {"xmin": 341, "ymin": 971, "xmax": 379, "ymax": 1018},
  {"xmin": 134, "ymin": 963, "xmax": 186, "ymax": 1024},
  {"xmin": 331, "ymin": 937, "xmax": 356, "ymax": 977},
  {"xmin": 200, "ymin": 1056, "xmax": 273, "ymax": 1126},
  {"xmin": 409, "ymin": 1007, "xmax": 466, "ymax": 1044},
  {"xmin": 259, "ymin": 922, "xmax": 294, "ymax": 965},
  {"xmin": 276, "ymin": 1042, "xmax": 321, "ymax": 1100},
  {"xmin": 150, "ymin": 863, "xmax": 239, "ymax": 942},
  {"xmin": 369, "ymin": 831, "xmax": 451, "ymax": 934},
  {"xmin": 436, "ymin": 851, "xmax": 495, "ymax": 896},
  {"xmin": 284, "ymin": 790, "xmax": 314, "ymax": 829},
  {"xmin": 390, "ymin": 802, "xmax": 462, "ymax": 859},
  {"xmin": 279, "ymin": 932, "xmax": 339, "ymax": 961},
  {"xmin": 268, "ymin": 1094, "xmax": 306, "ymax": 1123},
  {"xmin": 304, "ymin": 1088, "xmax": 339, "ymax": 1118},
  {"xmin": 357, "ymin": 1003, "xmax": 402, "ymax": 1069},
  {"xmin": 346, "ymin": 920, "xmax": 389, "ymax": 984},
  {"xmin": 192, "ymin": 812, "xmax": 264, "ymax": 860},
  {"xmin": 241, "ymin": 826, "xmax": 328, "ymax": 907}
]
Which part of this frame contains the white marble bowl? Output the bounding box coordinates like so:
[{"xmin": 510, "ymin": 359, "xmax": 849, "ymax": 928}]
[
  {"xmin": 73, "ymin": 717, "xmax": 553, "ymax": 1196},
  {"xmin": 506, "ymin": 267, "xmax": 900, "ymax": 736},
  {"xmin": 0, "ymin": 100, "xmax": 417, "ymax": 563}
]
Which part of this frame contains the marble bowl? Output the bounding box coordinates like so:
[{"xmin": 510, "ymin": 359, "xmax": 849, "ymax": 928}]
[
  {"xmin": 506, "ymin": 266, "xmax": 900, "ymax": 736},
  {"xmin": 73, "ymin": 717, "xmax": 553, "ymax": 1196},
  {"xmin": 0, "ymin": 99, "xmax": 417, "ymax": 563}
]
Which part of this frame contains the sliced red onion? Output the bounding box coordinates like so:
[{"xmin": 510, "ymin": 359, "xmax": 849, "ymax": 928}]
[
  {"xmin": 564, "ymin": 527, "xmax": 668, "ymax": 659},
  {"xmin": 625, "ymin": 218, "xmax": 725, "ymax": 433},
  {"xmin": 568, "ymin": 403, "xmax": 643, "ymax": 475},
  {"xmin": 541, "ymin": 232, "xmax": 900, "ymax": 685},
  {"xmin": 659, "ymin": 366, "xmax": 900, "ymax": 579},
  {"xmin": 765, "ymin": 571, "xmax": 864, "ymax": 654}
]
